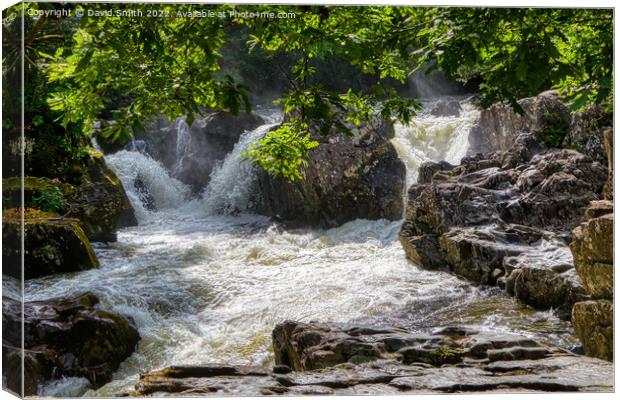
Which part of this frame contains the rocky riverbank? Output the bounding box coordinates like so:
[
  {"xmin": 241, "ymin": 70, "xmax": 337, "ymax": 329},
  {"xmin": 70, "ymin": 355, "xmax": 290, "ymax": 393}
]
[
  {"xmin": 2, "ymin": 290, "xmax": 140, "ymax": 396},
  {"xmin": 2, "ymin": 123, "xmax": 141, "ymax": 395},
  {"xmin": 400, "ymin": 93, "xmax": 611, "ymax": 319},
  {"xmin": 133, "ymin": 321, "xmax": 613, "ymax": 396}
]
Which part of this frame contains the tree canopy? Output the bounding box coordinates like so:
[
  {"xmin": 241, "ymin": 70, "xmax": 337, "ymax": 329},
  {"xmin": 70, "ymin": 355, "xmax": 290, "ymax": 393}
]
[{"xmin": 3, "ymin": 3, "xmax": 614, "ymax": 180}]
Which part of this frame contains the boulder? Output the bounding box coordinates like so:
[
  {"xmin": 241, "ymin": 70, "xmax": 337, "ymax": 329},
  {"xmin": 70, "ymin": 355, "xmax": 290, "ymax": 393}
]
[
  {"xmin": 133, "ymin": 321, "xmax": 613, "ymax": 396},
  {"xmin": 69, "ymin": 153, "xmax": 138, "ymax": 241},
  {"xmin": 133, "ymin": 111, "xmax": 265, "ymax": 192},
  {"xmin": 562, "ymin": 105, "xmax": 612, "ymax": 166},
  {"xmin": 511, "ymin": 265, "xmax": 588, "ymax": 317},
  {"xmin": 2, "ymin": 154, "xmax": 138, "ymax": 242},
  {"xmin": 429, "ymin": 99, "xmax": 462, "ymax": 117},
  {"xmin": 569, "ymin": 201, "xmax": 613, "ymax": 362},
  {"xmin": 2, "ymin": 292, "xmax": 140, "ymax": 395},
  {"xmin": 438, "ymin": 227, "xmax": 525, "ymax": 285},
  {"xmin": 468, "ymin": 91, "xmax": 569, "ymax": 155},
  {"xmin": 256, "ymin": 115, "xmax": 405, "ymax": 228},
  {"xmin": 572, "ymin": 300, "xmax": 613, "ymax": 361},
  {"xmin": 2, "ymin": 208, "xmax": 99, "ymax": 280},
  {"xmin": 400, "ymin": 93, "xmax": 608, "ymax": 314},
  {"xmin": 570, "ymin": 202, "xmax": 613, "ymax": 300}
]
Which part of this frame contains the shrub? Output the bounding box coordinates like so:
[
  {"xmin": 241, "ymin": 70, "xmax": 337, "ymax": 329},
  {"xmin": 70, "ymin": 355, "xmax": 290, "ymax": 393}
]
[{"xmin": 33, "ymin": 186, "xmax": 67, "ymax": 213}]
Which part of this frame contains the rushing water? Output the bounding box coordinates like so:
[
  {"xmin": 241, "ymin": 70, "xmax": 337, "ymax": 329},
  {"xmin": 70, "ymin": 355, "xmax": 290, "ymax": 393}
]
[{"xmin": 25, "ymin": 99, "xmax": 576, "ymax": 397}]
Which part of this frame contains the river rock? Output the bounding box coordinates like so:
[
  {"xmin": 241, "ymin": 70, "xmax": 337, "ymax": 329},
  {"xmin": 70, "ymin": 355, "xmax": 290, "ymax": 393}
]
[
  {"xmin": 2, "ymin": 163, "xmax": 136, "ymax": 243},
  {"xmin": 562, "ymin": 105, "xmax": 612, "ymax": 166},
  {"xmin": 134, "ymin": 321, "xmax": 613, "ymax": 396},
  {"xmin": 70, "ymin": 153, "xmax": 138, "ymax": 241},
  {"xmin": 2, "ymin": 292, "xmax": 140, "ymax": 395},
  {"xmin": 511, "ymin": 264, "xmax": 588, "ymax": 317},
  {"xmin": 400, "ymin": 98, "xmax": 607, "ymax": 314},
  {"xmin": 2, "ymin": 208, "xmax": 99, "ymax": 280},
  {"xmin": 572, "ymin": 300, "xmax": 613, "ymax": 361},
  {"xmin": 468, "ymin": 91, "xmax": 569, "ymax": 155},
  {"xmin": 570, "ymin": 201, "xmax": 613, "ymax": 300},
  {"xmin": 569, "ymin": 201, "xmax": 614, "ymax": 361},
  {"xmin": 133, "ymin": 111, "xmax": 265, "ymax": 192},
  {"xmin": 429, "ymin": 99, "xmax": 462, "ymax": 117},
  {"xmin": 256, "ymin": 115, "xmax": 405, "ymax": 228}
]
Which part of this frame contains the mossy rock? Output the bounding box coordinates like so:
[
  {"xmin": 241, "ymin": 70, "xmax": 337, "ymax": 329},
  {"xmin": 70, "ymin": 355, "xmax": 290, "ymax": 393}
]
[
  {"xmin": 2, "ymin": 208, "xmax": 99, "ymax": 280},
  {"xmin": 2, "ymin": 176, "xmax": 76, "ymax": 211},
  {"xmin": 69, "ymin": 153, "xmax": 137, "ymax": 241},
  {"xmin": 4, "ymin": 152, "xmax": 138, "ymax": 242}
]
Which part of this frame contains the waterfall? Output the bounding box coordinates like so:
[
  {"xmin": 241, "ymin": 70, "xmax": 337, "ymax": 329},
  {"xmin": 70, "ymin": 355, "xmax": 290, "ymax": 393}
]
[
  {"xmin": 172, "ymin": 117, "xmax": 191, "ymax": 176},
  {"xmin": 200, "ymin": 123, "xmax": 278, "ymax": 215},
  {"xmin": 105, "ymin": 150, "xmax": 191, "ymax": 222},
  {"xmin": 392, "ymin": 98, "xmax": 479, "ymax": 186},
  {"xmin": 105, "ymin": 101, "xmax": 476, "ymax": 222}
]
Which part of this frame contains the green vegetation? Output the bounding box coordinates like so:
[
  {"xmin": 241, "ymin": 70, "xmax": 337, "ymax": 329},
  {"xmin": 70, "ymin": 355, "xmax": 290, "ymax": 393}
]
[
  {"xmin": 33, "ymin": 185, "xmax": 67, "ymax": 213},
  {"xmin": 243, "ymin": 122, "xmax": 319, "ymax": 180},
  {"xmin": 2, "ymin": 3, "xmax": 613, "ymax": 181},
  {"xmin": 542, "ymin": 111, "xmax": 571, "ymax": 148}
]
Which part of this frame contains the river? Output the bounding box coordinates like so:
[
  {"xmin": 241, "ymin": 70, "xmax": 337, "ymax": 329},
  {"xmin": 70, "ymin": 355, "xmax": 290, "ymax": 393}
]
[{"xmin": 25, "ymin": 98, "xmax": 576, "ymax": 397}]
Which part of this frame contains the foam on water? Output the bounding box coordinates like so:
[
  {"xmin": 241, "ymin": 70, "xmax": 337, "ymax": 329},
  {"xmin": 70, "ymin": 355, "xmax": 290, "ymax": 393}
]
[
  {"xmin": 392, "ymin": 98, "xmax": 479, "ymax": 186},
  {"xmin": 200, "ymin": 123, "xmax": 278, "ymax": 215},
  {"xmin": 105, "ymin": 150, "xmax": 191, "ymax": 222},
  {"xmin": 28, "ymin": 103, "xmax": 575, "ymax": 397}
]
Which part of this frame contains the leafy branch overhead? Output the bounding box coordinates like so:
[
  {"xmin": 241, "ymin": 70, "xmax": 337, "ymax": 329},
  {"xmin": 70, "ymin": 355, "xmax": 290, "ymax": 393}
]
[{"xmin": 6, "ymin": 4, "xmax": 613, "ymax": 180}]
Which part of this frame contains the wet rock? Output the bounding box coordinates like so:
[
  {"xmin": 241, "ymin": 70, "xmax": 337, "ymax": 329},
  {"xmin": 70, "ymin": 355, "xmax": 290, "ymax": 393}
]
[
  {"xmin": 418, "ymin": 161, "xmax": 454, "ymax": 184},
  {"xmin": 2, "ymin": 293, "xmax": 140, "ymax": 395},
  {"xmin": 570, "ymin": 202, "xmax": 613, "ymax": 300},
  {"xmin": 439, "ymin": 227, "xmax": 525, "ymax": 285},
  {"xmin": 134, "ymin": 175, "xmax": 157, "ymax": 211},
  {"xmin": 256, "ymin": 115, "xmax": 405, "ymax": 228},
  {"xmin": 572, "ymin": 300, "xmax": 613, "ymax": 361},
  {"xmin": 70, "ymin": 154, "xmax": 138, "ymax": 241},
  {"xmin": 135, "ymin": 321, "xmax": 613, "ymax": 396},
  {"xmin": 398, "ymin": 345, "xmax": 464, "ymax": 366},
  {"xmin": 2, "ymin": 208, "xmax": 99, "ymax": 280},
  {"xmin": 2, "ymin": 155, "xmax": 137, "ymax": 243},
  {"xmin": 429, "ymin": 99, "xmax": 462, "ymax": 117},
  {"xmin": 400, "ymin": 93, "xmax": 607, "ymax": 313},
  {"xmin": 487, "ymin": 347, "xmax": 550, "ymax": 362},
  {"xmin": 399, "ymin": 222, "xmax": 445, "ymax": 269},
  {"xmin": 512, "ymin": 266, "xmax": 588, "ymax": 317},
  {"xmin": 272, "ymin": 321, "xmax": 392, "ymax": 371},
  {"xmin": 569, "ymin": 201, "xmax": 613, "ymax": 362}
]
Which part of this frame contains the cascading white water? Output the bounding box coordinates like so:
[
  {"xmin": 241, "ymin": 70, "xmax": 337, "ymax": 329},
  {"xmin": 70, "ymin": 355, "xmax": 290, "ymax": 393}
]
[
  {"xmin": 27, "ymin": 102, "xmax": 575, "ymax": 397},
  {"xmin": 172, "ymin": 117, "xmax": 192, "ymax": 176},
  {"xmin": 392, "ymin": 98, "xmax": 479, "ymax": 186},
  {"xmin": 200, "ymin": 123, "xmax": 277, "ymax": 215},
  {"xmin": 105, "ymin": 150, "xmax": 191, "ymax": 222}
]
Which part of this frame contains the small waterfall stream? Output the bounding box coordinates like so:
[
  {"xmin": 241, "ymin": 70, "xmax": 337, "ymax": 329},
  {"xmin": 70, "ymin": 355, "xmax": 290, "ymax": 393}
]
[{"xmin": 26, "ymin": 99, "xmax": 576, "ymax": 397}]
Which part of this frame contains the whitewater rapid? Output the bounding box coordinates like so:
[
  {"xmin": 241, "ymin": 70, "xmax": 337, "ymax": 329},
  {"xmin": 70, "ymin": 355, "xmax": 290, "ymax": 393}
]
[{"xmin": 25, "ymin": 99, "xmax": 576, "ymax": 397}]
